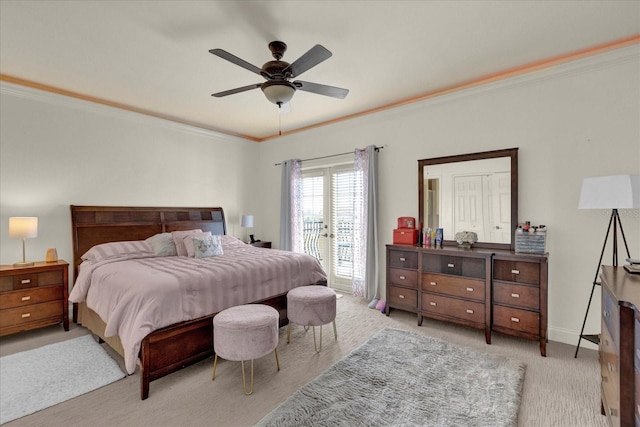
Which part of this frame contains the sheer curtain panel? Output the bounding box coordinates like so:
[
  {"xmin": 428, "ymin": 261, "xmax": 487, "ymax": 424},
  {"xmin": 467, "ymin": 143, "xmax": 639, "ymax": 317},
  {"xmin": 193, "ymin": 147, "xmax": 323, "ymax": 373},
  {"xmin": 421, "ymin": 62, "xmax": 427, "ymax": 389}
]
[{"xmin": 279, "ymin": 159, "xmax": 303, "ymax": 252}]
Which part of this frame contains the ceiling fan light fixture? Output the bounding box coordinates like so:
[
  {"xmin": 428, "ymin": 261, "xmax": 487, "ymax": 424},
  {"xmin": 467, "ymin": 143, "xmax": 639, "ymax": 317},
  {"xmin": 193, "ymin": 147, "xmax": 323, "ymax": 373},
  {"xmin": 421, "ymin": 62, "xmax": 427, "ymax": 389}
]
[{"xmin": 261, "ymin": 80, "xmax": 296, "ymax": 105}]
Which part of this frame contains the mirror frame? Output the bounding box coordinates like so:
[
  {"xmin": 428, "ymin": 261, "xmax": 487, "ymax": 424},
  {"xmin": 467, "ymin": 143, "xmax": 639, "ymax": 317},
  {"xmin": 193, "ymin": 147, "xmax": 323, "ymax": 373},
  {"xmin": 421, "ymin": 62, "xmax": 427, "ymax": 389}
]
[{"xmin": 418, "ymin": 147, "xmax": 519, "ymax": 250}]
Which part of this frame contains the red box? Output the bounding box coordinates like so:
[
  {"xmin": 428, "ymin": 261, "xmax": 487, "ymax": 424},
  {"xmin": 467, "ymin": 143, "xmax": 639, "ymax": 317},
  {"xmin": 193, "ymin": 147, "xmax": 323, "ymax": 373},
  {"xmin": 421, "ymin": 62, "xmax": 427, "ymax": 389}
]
[
  {"xmin": 393, "ymin": 228, "xmax": 418, "ymax": 245},
  {"xmin": 397, "ymin": 217, "xmax": 416, "ymax": 229}
]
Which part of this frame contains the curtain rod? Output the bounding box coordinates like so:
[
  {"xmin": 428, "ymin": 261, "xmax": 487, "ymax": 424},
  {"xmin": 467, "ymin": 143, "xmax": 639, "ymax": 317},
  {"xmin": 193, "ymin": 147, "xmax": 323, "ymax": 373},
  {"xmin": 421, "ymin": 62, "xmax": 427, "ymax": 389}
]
[{"xmin": 274, "ymin": 145, "xmax": 384, "ymax": 166}]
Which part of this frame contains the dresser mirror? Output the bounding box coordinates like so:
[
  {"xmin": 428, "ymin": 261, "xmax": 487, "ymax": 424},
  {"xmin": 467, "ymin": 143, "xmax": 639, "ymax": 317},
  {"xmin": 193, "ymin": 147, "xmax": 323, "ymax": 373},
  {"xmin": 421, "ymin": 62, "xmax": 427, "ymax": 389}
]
[{"xmin": 418, "ymin": 148, "xmax": 518, "ymax": 250}]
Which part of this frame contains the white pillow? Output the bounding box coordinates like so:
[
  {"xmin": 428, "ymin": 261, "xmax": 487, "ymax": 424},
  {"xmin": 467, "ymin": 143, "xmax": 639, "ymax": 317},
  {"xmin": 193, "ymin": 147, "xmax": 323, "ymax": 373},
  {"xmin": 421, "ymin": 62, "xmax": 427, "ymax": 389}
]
[
  {"xmin": 192, "ymin": 235, "xmax": 224, "ymax": 258},
  {"xmin": 171, "ymin": 229, "xmax": 203, "ymax": 257},
  {"xmin": 183, "ymin": 231, "xmax": 212, "ymax": 257},
  {"xmin": 145, "ymin": 233, "xmax": 177, "ymax": 256},
  {"xmin": 81, "ymin": 240, "xmax": 154, "ymax": 262}
]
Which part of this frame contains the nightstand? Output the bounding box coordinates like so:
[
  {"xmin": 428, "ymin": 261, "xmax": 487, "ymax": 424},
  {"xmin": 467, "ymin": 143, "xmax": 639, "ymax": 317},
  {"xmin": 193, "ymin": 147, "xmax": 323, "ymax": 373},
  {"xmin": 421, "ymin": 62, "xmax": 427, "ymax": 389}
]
[
  {"xmin": 0, "ymin": 260, "xmax": 69, "ymax": 336},
  {"xmin": 251, "ymin": 241, "xmax": 272, "ymax": 249}
]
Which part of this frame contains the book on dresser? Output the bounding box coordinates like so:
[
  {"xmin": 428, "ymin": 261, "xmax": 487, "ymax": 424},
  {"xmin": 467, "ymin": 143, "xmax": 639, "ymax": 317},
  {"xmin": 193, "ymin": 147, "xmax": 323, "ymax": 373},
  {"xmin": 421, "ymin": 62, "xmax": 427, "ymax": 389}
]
[{"xmin": 386, "ymin": 244, "xmax": 548, "ymax": 356}]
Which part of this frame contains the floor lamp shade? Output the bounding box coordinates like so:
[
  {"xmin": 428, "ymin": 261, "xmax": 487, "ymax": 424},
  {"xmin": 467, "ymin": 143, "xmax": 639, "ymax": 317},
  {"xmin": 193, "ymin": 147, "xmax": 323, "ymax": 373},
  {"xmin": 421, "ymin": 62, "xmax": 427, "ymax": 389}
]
[{"xmin": 578, "ymin": 174, "xmax": 640, "ymax": 209}]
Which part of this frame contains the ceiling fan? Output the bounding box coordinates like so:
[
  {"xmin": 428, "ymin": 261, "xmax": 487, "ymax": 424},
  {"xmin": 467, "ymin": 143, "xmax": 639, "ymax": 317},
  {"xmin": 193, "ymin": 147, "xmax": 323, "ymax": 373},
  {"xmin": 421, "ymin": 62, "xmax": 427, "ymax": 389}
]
[{"xmin": 209, "ymin": 41, "xmax": 349, "ymax": 108}]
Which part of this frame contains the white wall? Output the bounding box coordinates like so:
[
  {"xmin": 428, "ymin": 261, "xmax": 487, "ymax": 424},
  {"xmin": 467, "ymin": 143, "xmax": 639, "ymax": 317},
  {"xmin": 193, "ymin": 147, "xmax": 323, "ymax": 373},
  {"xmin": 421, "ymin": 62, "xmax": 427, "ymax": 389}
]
[
  {"xmin": 255, "ymin": 46, "xmax": 640, "ymax": 347},
  {"xmin": 0, "ymin": 84, "xmax": 258, "ymax": 268},
  {"xmin": 1, "ymin": 46, "xmax": 638, "ymax": 349}
]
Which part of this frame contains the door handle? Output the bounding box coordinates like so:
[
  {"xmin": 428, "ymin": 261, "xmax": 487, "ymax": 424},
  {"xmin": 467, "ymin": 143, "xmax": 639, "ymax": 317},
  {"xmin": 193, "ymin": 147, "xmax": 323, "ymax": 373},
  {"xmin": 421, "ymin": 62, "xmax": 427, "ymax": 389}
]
[{"xmin": 321, "ymin": 233, "xmax": 328, "ymax": 237}]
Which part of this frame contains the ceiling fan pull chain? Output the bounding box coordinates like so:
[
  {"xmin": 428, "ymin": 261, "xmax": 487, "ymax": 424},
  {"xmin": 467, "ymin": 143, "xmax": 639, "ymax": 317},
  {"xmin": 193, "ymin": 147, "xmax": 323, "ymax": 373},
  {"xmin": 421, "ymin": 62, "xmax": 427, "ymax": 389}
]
[{"xmin": 278, "ymin": 103, "xmax": 282, "ymax": 136}]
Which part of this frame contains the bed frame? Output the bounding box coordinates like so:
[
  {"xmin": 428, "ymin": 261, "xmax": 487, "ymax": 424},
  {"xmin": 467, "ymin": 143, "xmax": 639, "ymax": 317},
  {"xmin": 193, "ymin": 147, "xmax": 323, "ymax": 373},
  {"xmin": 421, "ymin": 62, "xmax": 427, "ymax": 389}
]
[{"xmin": 70, "ymin": 205, "xmax": 322, "ymax": 400}]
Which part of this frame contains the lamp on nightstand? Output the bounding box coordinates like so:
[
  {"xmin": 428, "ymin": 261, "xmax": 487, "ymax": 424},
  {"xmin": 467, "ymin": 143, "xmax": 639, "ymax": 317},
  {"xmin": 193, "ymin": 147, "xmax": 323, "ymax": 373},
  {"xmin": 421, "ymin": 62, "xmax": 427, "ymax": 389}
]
[
  {"xmin": 574, "ymin": 174, "xmax": 640, "ymax": 357},
  {"xmin": 9, "ymin": 217, "xmax": 38, "ymax": 267},
  {"xmin": 241, "ymin": 215, "xmax": 254, "ymax": 244}
]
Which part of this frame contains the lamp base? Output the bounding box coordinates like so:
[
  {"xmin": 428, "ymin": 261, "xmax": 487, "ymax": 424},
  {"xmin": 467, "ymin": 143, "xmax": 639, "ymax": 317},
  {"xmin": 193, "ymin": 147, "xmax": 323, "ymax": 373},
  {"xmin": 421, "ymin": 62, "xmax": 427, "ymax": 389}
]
[{"xmin": 13, "ymin": 261, "xmax": 34, "ymax": 267}]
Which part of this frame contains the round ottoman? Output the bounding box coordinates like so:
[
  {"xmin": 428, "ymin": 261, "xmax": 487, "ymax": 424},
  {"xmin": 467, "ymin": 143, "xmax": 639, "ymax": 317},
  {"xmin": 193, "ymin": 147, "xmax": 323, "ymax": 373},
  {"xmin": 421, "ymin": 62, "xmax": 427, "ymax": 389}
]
[
  {"xmin": 287, "ymin": 285, "xmax": 337, "ymax": 352},
  {"xmin": 212, "ymin": 304, "xmax": 280, "ymax": 395}
]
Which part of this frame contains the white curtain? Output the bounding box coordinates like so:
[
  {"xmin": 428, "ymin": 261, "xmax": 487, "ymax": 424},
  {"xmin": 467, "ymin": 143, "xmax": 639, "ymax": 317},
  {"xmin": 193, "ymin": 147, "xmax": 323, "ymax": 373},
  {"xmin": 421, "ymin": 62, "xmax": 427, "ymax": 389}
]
[
  {"xmin": 352, "ymin": 145, "xmax": 379, "ymax": 300},
  {"xmin": 279, "ymin": 159, "xmax": 303, "ymax": 252}
]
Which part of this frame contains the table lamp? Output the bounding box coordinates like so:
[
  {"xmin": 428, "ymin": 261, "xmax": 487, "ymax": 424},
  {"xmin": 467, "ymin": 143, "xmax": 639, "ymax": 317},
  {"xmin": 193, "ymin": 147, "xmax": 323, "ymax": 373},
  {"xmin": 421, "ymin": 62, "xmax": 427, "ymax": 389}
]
[
  {"xmin": 9, "ymin": 217, "xmax": 38, "ymax": 267},
  {"xmin": 241, "ymin": 215, "xmax": 254, "ymax": 243}
]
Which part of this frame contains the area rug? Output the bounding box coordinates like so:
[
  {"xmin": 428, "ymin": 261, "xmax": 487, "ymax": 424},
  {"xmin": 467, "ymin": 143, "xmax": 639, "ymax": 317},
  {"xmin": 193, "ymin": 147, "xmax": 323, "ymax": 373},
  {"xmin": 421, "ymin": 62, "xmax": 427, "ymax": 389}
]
[
  {"xmin": 0, "ymin": 334, "xmax": 125, "ymax": 424},
  {"xmin": 257, "ymin": 328, "xmax": 525, "ymax": 427}
]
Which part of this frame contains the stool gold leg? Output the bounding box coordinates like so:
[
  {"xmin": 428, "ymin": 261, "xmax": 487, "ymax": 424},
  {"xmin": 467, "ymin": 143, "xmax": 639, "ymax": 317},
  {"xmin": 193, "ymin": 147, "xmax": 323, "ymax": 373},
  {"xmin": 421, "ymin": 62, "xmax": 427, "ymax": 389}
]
[
  {"xmin": 333, "ymin": 319, "xmax": 338, "ymax": 340},
  {"xmin": 287, "ymin": 322, "xmax": 292, "ymax": 344},
  {"xmin": 212, "ymin": 354, "xmax": 218, "ymax": 380},
  {"xmin": 313, "ymin": 325, "xmax": 324, "ymax": 353},
  {"xmin": 274, "ymin": 348, "xmax": 280, "ymax": 371},
  {"xmin": 241, "ymin": 360, "xmax": 254, "ymax": 396}
]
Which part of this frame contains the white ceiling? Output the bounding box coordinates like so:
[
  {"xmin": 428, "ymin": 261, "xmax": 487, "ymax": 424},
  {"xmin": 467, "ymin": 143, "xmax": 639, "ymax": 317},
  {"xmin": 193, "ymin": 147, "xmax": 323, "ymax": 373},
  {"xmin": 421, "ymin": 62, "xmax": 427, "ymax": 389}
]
[{"xmin": 1, "ymin": 1, "xmax": 639, "ymax": 141}]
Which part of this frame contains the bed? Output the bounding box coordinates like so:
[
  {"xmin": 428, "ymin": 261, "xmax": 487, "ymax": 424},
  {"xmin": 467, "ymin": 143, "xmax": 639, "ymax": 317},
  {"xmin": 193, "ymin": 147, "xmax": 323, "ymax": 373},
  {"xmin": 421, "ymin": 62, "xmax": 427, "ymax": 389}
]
[{"xmin": 69, "ymin": 205, "xmax": 327, "ymax": 399}]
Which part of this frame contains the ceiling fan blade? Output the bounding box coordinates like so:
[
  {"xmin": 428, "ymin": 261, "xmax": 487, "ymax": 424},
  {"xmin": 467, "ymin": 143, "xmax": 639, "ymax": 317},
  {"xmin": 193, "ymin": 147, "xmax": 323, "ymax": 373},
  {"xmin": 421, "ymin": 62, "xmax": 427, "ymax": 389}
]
[
  {"xmin": 293, "ymin": 80, "xmax": 349, "ymax": 99},
  {"xmin": 209, "ymin": 48, "xmax": 265, "ymax": 77},
  {"xmin": 211, "ymin": 83, "xmax": 262, "ymax": 97},
  {"xmin": 284, "ymin": 45, "xmax": 332, "ymax": 78}
]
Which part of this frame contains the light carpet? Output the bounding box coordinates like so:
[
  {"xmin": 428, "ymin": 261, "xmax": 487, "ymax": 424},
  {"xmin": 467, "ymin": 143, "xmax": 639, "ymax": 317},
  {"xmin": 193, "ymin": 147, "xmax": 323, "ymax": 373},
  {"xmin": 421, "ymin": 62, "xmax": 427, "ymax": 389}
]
[
  {"xmin": 257, "ymin": 327, "xmax": 526, "ymax": 427},
  {"xmin": 0, "ymin": 334, "xmax": 125, "ymax": 425}
]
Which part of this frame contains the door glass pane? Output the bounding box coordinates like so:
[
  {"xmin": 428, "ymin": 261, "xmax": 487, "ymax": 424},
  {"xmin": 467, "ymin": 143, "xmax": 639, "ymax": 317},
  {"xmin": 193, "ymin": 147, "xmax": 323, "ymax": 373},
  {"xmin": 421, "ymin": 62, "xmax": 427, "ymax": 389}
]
[
  {"xmin": 301, "ymin": 174, "xmax": 326, "ymax": 267},
  {"xmin": 332, "ymin": 169, "xmax": 360, "ymax": 279}
]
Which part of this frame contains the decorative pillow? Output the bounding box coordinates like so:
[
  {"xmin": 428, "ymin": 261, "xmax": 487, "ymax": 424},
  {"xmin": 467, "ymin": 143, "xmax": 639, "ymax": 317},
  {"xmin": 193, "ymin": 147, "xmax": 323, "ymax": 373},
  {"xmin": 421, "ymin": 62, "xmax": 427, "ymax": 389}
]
[
  {"xmin": 183, "ymin": 231, "xmax": 212, "ymax": 257},
  {"xmin": 81, "ymin": 240, "xmax": 154, "ymax": 262},
  {"xmin": 192, "ymin": 235, "xmax": 224, "ymax": 259},
  {"xmin": 171, "ymin": 229, "xmax": 203, "ymax": 257},
  {"xmin": 145, "ymin": 233, "xmax": 177, "ymax": 256}
]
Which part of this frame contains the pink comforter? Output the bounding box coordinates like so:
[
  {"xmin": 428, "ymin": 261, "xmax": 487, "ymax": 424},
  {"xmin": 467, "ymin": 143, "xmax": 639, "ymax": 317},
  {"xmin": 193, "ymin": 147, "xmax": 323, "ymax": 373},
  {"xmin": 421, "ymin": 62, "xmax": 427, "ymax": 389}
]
[{"xmin": 69, "ymin": 238, "xmax": 327, "ymax": 374}]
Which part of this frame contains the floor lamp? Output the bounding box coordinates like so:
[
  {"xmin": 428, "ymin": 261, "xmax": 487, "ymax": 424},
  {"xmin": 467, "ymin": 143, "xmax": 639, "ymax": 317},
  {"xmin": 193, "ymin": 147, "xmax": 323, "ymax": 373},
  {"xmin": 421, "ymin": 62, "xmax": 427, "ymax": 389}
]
[{"xmin": 574, "ymin": 174, "xmax": 640, "ymax": 358}]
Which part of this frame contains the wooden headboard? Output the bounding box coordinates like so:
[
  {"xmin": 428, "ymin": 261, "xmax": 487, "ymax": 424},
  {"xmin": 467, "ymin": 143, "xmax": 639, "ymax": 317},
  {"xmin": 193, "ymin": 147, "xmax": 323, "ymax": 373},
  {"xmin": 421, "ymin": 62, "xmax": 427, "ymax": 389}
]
[{"xmin": 70, "ymin": 205, "xmax": 226, "ymax": 276}]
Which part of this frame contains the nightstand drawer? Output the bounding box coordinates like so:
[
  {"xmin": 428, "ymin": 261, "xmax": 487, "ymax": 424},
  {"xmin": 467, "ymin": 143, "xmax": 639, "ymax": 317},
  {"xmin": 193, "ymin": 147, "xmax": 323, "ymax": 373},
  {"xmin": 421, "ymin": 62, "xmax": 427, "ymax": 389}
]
[
  {"xmin": 0, "ymin": 300, "xmax": 63, "ymax": 329},
  {"xmin": 388, "ymin": 268, "xmax": 418, "ymax": 288},
  {"xmin": 493, "ymin": 282, "xmax": 539, "ymax": 311},
  {"xmin": 0, "ymin": 269, "xmax": 64, "ymax": 292},
  {"xmin": 493, "ymin": 260, "xmax": 540, "ymax": 285},
  {"xmin": 0, "ymin": 285, "xmax": 63, "ymax": 309},
  {"xmin": 493, "ymin": 306, "xmax": 539, "ymax": 336}
]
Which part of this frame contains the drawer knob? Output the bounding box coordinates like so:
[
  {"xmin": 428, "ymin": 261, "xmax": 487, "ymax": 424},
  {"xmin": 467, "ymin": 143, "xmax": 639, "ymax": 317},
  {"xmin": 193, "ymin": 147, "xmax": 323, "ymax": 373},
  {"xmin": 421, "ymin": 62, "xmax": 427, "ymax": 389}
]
[
  {"xmin": 447, "ymin": 263, "xmax": 455, "ymax": 268},
  {"xmin": 609, "ymin": 408, "xmax": 617, "ymax": 417},
  {"xmin": 511, "ymin": 293, "xmax": 520, "ymax": 298},
  {"xmin": 466, "ymin": 287, "xmax": 474, "ymax": 292},
  {"xmin": 21, "ymin": 279, "xmax": 31, "ymax": 284},
  {"xmin": 429, "ymin": 302, "xmax": 437, "ymax": 306},
  {"xmin": 399, "ymin": 257, "xmax": 406, "ymax": 262},
  {"xmin": 399, "ymin": 294, "xmax": 405, "ymax": 299},
  {"xmin": 603, "ymin": 310, "xmax": 609, "ymax": 318},
  {"xmin": 601, "ymin": 375, "xmax": 608, "ymax": 383},
  {"xmin": 636, "ymin": 349, "xmax": 640, "ymax": 359},
  {"xmin": 511, "ymin": 269, "xmax": 520, "ymax": 275},
  {"xmin": 510, "ymin": 317, "xmax": 520, "ymax": 323},
  {"xmin": 21, "ymin": 313, "xmax": 31, "ymax": 318},
  {"xmin": 429, "ymin": 281, "xmax": 437, "ymax": 286},
  {"xmin": 399, "ymin": 275, "xmax": 406, "ymax": 280},
  {"xmin": 21, "ymin": 296, "xmax": 31, "ymax": 301},
  {"xmin": 466, "ymin": 309, "xmax": 474, "ymax": 314}
]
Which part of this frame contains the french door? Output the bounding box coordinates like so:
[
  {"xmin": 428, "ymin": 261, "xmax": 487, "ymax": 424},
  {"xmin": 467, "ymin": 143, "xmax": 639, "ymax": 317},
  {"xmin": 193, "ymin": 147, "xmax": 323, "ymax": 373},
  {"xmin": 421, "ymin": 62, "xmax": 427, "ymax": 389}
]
[{"xmin": 301, "ymin": 164, "xmax": 359, "ymax": 293}]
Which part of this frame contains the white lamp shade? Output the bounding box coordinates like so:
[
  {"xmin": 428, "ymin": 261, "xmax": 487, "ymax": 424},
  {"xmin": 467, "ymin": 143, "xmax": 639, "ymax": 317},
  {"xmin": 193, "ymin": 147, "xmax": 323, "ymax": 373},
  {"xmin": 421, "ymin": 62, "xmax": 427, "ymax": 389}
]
[
  {"xmin": 261, "ymin": 82, "xmax": 295, "ymax": 105},
  {"xmin": 9, "ymin": 217, "xmax": 38, "ymax": 238},
  {"xmin": 578, "ymin": 174, "xmax": 640, "ymax": 209},
  {"xmin": 241, "ymin": 215, "xmax": 254, "ymax": 228}
]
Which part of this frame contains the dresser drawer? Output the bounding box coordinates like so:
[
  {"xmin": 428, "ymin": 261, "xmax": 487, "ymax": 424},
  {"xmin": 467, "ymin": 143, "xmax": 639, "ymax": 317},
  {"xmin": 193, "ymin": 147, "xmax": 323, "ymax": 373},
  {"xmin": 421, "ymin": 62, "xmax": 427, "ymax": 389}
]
[
  {"xmin": 603, "ymin": 288, "xmax": 620, "ymax": 348},
  {"xmin": 421, "ymin": 293, "xmax": 485, "ymax": 324},
  {"xmin": 0, "ymin": 285, "xmax": 63, "ymax": 310},
  {"xmin": 636, "ymin": 316, "xmax": 640, "ymax": 372},
  {"xmin": 422, "ymin": 254, "xmax": 485, "ymax": 279},
  {"xmin": 388, "ymin": 268, "xmax": 418, "ymax": 288},
  {"xmin": 388, "ymin": 250, "xmax": 418, "ymax": 269},
  {"xmin": 600, "ymin": 325, "xmax": 619, "ymax": 421},
  {"xmin": 422, "ymin": 273, "xmax": 485, "ymax": 302},
  {"xmin": 0, "ymin": 269, "xmax": 64, "ymax": 292},
  {"xmin": 0, "ymin": 300, "xmax": 63, "ymax": 329},
  {"xmin": 493, "ymin": 282, "xmax": 539, "ymax": 311},
  {"xmin": 493, "ymin": 306, "xmax": 539, "ymax": 336},
  {"xmin": 388, "ymin": 285, "xmax": 418, "ymax": 311},
  {"xmin": 493, "ymin": 260, "xmax": 540, "ymax": 285}
]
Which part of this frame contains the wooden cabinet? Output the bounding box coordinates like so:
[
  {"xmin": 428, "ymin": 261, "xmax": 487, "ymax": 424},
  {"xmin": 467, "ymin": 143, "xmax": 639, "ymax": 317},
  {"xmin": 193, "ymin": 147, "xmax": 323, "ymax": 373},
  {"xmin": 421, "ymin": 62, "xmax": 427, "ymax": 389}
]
[
  {"xmin": 492, "ymin": 252, "xmax": 548, "ymax": 356},
  {"xmin": 419, "ymin": 249, "xmax": 492, "ymax": 343},
  {"xmin": 0, "ymin": 260, "xmax": 69, "ymax": 336},
  {"xmin": 599, "ymin": 266, "xmax": 639, "ymax": 427},
  {"xmin": 386, "ymin": 245, "xmax": 548, "ymax": 355}
]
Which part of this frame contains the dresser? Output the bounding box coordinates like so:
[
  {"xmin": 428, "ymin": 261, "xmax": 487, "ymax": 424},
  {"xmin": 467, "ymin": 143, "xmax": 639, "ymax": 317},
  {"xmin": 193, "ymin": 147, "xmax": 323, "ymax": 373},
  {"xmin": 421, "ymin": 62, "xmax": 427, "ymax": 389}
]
[
  {"xmin": 492, "ymin": 251, "xmax": 548, "ymax": 356},
  {"xmin": 0, "ymin": 260, "xmax": 69, "ymax": 336},
  {"xmin": 386, "ymin": 244, "xmax": 548, "ymax": 355},
  {"xmin": 599, "ymin": 266, "xmax": 640, "ymax": 427}
]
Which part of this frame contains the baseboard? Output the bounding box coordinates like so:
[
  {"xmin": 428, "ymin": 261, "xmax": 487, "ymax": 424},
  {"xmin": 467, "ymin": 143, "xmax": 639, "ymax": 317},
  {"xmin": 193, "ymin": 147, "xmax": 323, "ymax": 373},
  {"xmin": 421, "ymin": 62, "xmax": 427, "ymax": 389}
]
[{"xmin": 548, "ymin": 325, "xmax": 598, "ymax": 351}]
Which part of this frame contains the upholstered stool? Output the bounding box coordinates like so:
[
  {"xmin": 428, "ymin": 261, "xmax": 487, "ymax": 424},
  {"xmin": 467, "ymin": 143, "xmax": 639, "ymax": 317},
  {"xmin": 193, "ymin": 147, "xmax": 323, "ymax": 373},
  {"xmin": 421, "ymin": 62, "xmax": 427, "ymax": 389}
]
[
  {"xmin": 287, "ymin": 285, "xmax": 337, "ymax": 352},
  {"xmin": 212, "ymin": 304, "xmax": 280, "ymax": 395}
]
